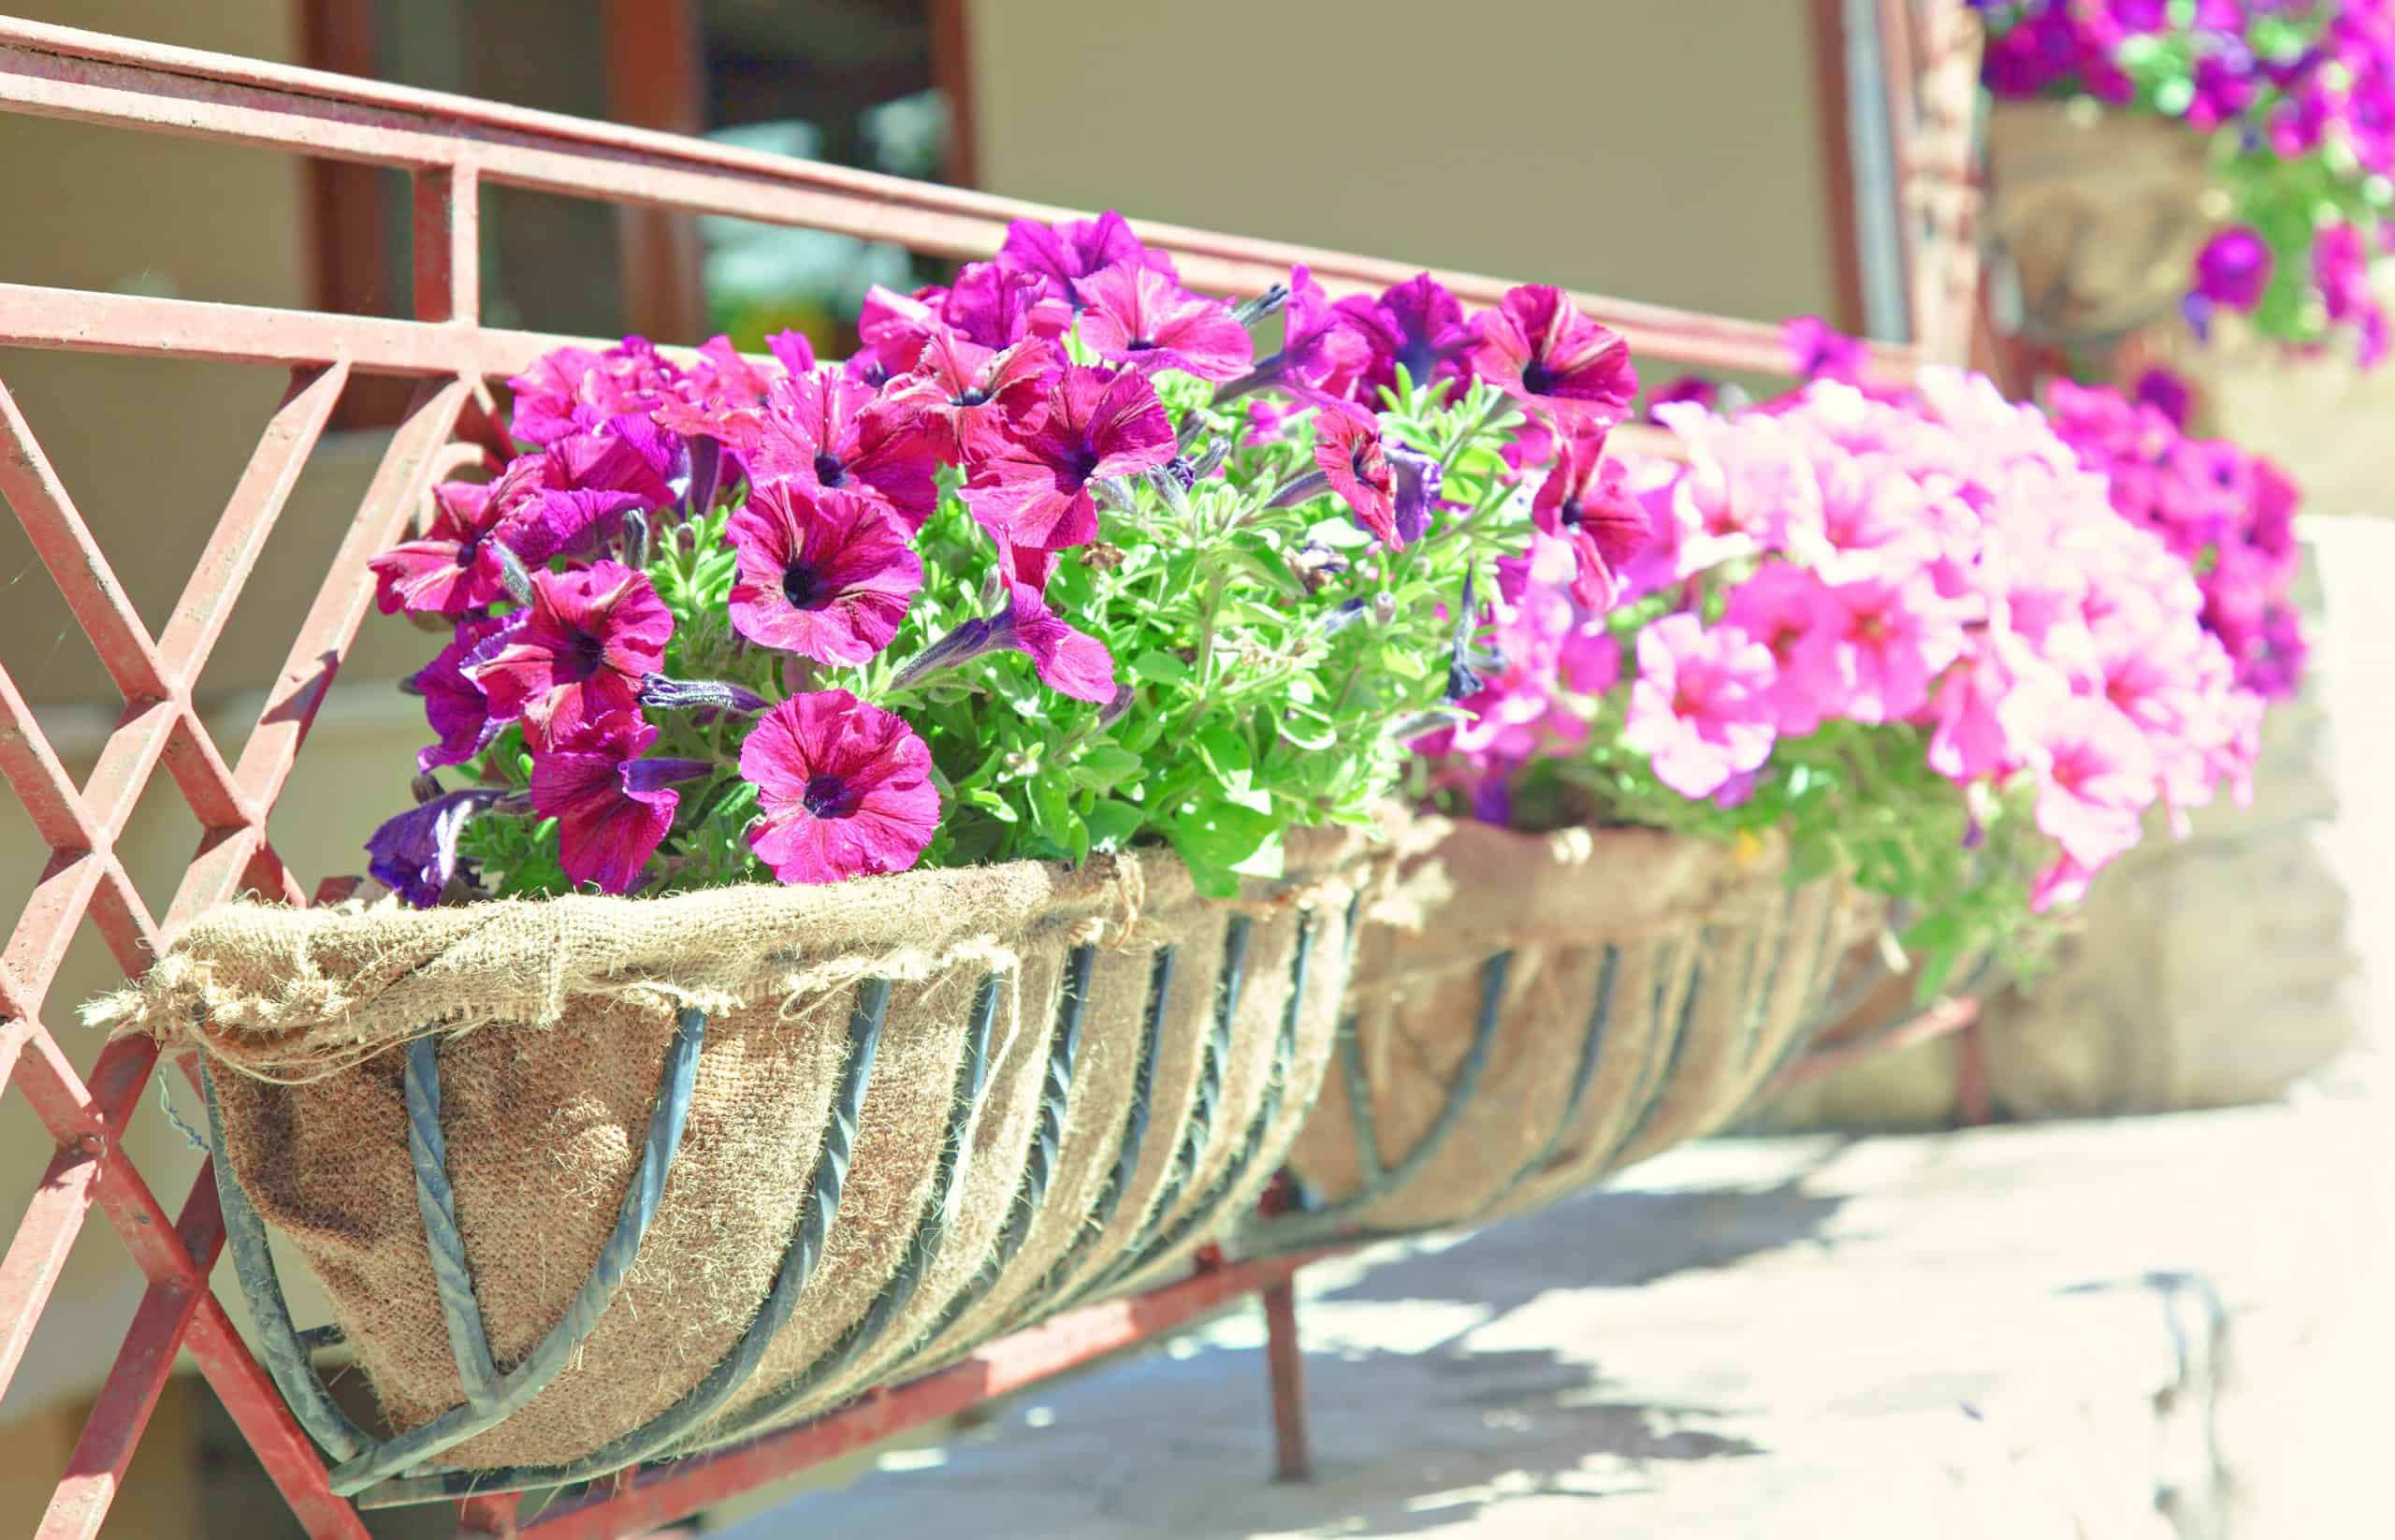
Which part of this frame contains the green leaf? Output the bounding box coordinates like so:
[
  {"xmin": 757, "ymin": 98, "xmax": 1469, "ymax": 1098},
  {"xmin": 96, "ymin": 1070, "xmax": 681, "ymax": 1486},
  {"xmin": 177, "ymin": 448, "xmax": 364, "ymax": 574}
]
[
  {"xmin": 1082, "ymin": 798, "xmax": 1142, "ymax": 850},
  {"xmin": 1128, "ymin": 650, "xmax": 1192, "ymax": 686}
]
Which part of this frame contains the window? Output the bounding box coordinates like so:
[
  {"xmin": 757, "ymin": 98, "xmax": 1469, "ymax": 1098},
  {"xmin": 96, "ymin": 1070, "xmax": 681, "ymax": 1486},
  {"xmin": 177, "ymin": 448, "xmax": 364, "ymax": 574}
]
[{"xmin": 301, "ymin": 0, "xmax": 972, "ymax": 414}]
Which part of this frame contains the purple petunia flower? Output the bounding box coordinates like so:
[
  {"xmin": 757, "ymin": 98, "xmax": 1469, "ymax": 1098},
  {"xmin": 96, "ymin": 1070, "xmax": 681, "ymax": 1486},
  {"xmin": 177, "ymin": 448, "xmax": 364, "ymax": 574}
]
[
  {"xmin": 366, "ymin": 785, "xmax": 507, "ymax": 908},
  {"xmin": 725, "ymin": 482, "xmax": 923, "ymax": 666},
  {"xmin": 1074, "ymin": 263, "xmax": 1256, "ymax": 382},
  {"xmin": 1473, "ymin": 284, "xmax": 1637, "ymax": 425},
  {"xmin": 468, "ymin": 560, "xmax": 673, "ymax": 738},
  {"xmin": 530, "ymin": 711, "xmax": 706, "ymax": 894},
  {"xmin": 1331, "ymin": 272, "xmax": 1480, "ymax": 405},
  {"xmin": 740, "ymin": 690, "xmax": 940, "ymax": 885},
  {"xmin": 996, "ymin": 210, "xmax": 1180, "ymax": 309},
  {"xmin": 1782, "ymin": 316, "xmax": 1869, "ymax": 385},
  {"xmin": 967, "ymin": 365, "xmax": 1175, "ymax": 552},
  {"xmin": 409, "ymin": 612, "xmax": 523, "ymax": 774}
]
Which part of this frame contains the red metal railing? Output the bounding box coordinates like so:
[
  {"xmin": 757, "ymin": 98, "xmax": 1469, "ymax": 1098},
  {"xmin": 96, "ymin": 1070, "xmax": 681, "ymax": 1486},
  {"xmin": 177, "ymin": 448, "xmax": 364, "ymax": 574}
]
[{"xmin": 0, "ymin": 9, "xmax": 1975, "ymax": 1538}]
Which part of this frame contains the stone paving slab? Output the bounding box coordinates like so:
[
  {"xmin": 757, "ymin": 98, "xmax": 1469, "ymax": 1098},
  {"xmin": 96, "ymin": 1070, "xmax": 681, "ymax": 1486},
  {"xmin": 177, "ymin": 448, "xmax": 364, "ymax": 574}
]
[{"xmin": 721, "ymin": 1085, "xmax": 2393, "ymax": 1538}]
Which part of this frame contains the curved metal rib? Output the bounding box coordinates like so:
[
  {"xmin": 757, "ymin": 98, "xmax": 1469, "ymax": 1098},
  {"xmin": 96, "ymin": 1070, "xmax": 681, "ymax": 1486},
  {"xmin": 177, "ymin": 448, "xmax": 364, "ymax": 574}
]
[
  {"xmin": 327, "ymin": 1007, "xmax": 708, "ymax": 1496},
  {"xmin": 689, "ymin": 971, "xmax": 1000, "ymax": 1450},
  {"xmin": 358, "ymin": 981, "xmax": 892, "ymax": 1506},
  {"xmin": 1467, "ymin": 940, "xmax": 1622, "ymax": 1220},
  {"xmin": 1060, "ymin": 917, "xmax": 1249, "ymax": 1306},
  {"xmin": 1609, "ymin": 936, "xmax": 1708, "ymax": 1157},
  {"xmin": 1243, "ymin": 947, "xmax": 1509, "ymax": 1253},
  {"xmin": 1003, "ymin": 943, "xmax": 1175, "ymax": 1329},
  {"xmin": 199, "ymin": 1064, "xmax": 371, "ymax": 1463},
  {"xmin": 904, "ymin": 945, "xmax": 1093, "ymax": 1358},
  {"xmin": 1099, "ymin": 911, "xmax": 1319, "ymax": 1287},
  {"xmin": 405, "ymin": 1037, "xmax": 500, "ymax": 1410}
]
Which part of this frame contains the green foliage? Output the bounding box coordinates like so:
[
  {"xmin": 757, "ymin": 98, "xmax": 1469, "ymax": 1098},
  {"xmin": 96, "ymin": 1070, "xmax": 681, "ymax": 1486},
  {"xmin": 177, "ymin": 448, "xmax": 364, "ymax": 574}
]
[{"xmin": 461, "ymin": 371, "xmax": 1531, "ymax": 901}]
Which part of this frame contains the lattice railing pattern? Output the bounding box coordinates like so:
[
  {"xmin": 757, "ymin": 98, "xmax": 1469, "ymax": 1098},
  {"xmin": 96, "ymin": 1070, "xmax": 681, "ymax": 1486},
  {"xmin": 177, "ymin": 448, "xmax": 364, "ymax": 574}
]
[{"xmin": 0, "ymin": 9, "xmax": 1971, "ymax": 1538}]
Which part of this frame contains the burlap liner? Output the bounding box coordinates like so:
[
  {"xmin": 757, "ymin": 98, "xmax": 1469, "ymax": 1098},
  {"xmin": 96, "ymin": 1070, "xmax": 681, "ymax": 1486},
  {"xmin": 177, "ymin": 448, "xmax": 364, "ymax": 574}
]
[
  {"xmin": 1281, "ymin": 817, "xmax": 1884, "ymax": 1237},
  {"xmin": 90, "ymin": 831, "xmax": 1372, "ymax": 1473}
]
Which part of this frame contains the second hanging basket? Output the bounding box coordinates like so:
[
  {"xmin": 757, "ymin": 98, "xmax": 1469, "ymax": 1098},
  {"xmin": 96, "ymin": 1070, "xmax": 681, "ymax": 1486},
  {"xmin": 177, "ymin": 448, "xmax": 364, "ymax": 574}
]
[{"xmin": 1247, "ymin": 817, "xmax": 1880, "ymax": 1250}]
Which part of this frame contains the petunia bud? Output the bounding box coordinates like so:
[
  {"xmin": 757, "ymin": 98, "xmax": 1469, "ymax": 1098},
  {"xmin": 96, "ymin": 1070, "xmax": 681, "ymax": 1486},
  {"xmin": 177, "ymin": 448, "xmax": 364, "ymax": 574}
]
[
  {"xmin": 637, "ymin": 674, "xmax": 770, "ymax": 715},
  {"xmin": 493, "ymin": 542, "xmax": 536, "ymax": 605},
  {"xmin": 620, "ymin": 507, "xmax": 650, "ymax": 570},
  {"xmin": 1232, "ymin": 283, "xmax": 1289, "ymax": 329}
]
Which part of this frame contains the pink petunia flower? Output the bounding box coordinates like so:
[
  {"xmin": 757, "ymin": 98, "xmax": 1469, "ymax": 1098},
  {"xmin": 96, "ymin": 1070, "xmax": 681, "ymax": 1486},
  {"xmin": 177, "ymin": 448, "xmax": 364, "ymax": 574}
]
[
  {"xmin": 726, "ymin": 482, "xmax": 923, "ymax": 666},
  {"xmin": 530, "ymin": 711, "xmax": 709, "ymax": 894},
  {"xmin": 997, "ymin": 210, "xmax": 1180, "ymax": 309},
  {"xmin": 1722, "ymin": 562, "xmax": 1840, "ymax": 736},
  {"xmin": 1471, "ymin": 284, "xmax": 1637, "ymax": 425},
  {"xmin": 468, "ymin": 560, "xmax": 673, "ymax": 736},
  {"xmin": 882, "ymin": 331, "xmax": 1057, "ymax": 466},
  {"xmin": 1075, "ymin": 262, "xmax": 1255, "ymax": 382},
  {"xmin": 858, "ymin": 262, "xmax": 1073, "ymax": 375},
  {"xmin": 740, "ymin": 690, "xmax": 940, "ymax": 884},
  {"xmin": 2027, "ymin": 695, "xmax": 2157, "ymax": 871},
  {"xmin": 1314, "ymin": 404, "xmax": 1401, "ymax": 547},
  {"xmin": 967, "ymin": 365, "xmax": 1175, "ymax": 551},
  {"xmin": 370, "ymin": 480, "xmax": 514, "ymax": 617},
  {"xmin": 745, "ymin": 368, "xmax": 942, "ymax": 530},
  {"xmin": 1531, "ymin": 430, "xmax": 1650, "ymax": 609},
  {"xmin": 1796, "ymin": 574, "xmax": 1966, "ymax": 725},
  {"xmin": 1620, "ymin": 614, "xmax": 1778, "ymax": 799}
]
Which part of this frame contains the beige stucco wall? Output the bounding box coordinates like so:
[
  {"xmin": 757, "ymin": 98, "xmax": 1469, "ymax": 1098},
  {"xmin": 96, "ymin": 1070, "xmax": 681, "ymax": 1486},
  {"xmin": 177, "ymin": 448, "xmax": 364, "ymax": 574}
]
[{"xmin": 966, "ymin": 0, "xmax": 1842, "ymax": 327}]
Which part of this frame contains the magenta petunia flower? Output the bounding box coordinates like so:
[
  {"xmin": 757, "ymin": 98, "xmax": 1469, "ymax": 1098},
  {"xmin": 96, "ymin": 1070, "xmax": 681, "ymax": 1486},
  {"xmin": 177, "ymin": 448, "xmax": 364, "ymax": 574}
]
[
  {"xmin": 1531, "ymin": 431, "xmax": 1651, "ymax": 609},
  {"xmin": 505, "ymin": 338, "xmax": 685, "ymax": 447},
  {"xmin": 746, "ymin": 368, "xmax": 942, "ymax": 530},
  {"xmin": 370, "ymin": 479, "xmax": 514, "ymax": 617},
  {"xmin": 1781, "ymin": 316, "xmax": 1870, "ymax": 384},
  {"xmin": 1314, "ymin": 404, "xmax": 1401, "ymax": 547},
  {"xmin": 1620, "ymin": 613, "xmax": 1778, "ymax": 799},
  {"xmin": 967, "ymin": 365, "xmax": 1175, "ymax": 552},
  {"xmin": 530, "ymin": 711, "xmax": 707, "ymax": 894},
  {"xmin": 1472, "ymin": 284, "xmax": 1637, "ymax": 425},
  {"xmin": 997, "ymin": 210, "xmax": 1179, "ymax": 309},
  {"xmin": 882, "ymin": 331, "xmax": 1057, "ymax": 466},
  {"xmin": 1075, "ymin": 262, "xmax": 1256, "ymax": 382},
  {"xmin": 468, "ymin": 560, "xmax": 673, "ymax": 736},
  {"xmin": 740, "ymin": 690, "xmax": 940, "ymax": 884},
  {"xmin": 2193, "ymin": 226, "xmax": 2272, "ymax": 312},
  {"xmin": 725, "ymin": 482, "xmax": 923, "ymax": 666},
  {"xmin": 409, "ymin": 612, "xmax": 522, "ymax": 774},
  {"xmin": 1332, "ymin": 273, "xmax": 1479, "ymax": 404},
  {"xmin": 1645, "ymin": 375, "xmax": 1720, "ymax": 423},
  {"xmin": 892, "ymin": 580, "xmax": 1117, "ymax": 704}
]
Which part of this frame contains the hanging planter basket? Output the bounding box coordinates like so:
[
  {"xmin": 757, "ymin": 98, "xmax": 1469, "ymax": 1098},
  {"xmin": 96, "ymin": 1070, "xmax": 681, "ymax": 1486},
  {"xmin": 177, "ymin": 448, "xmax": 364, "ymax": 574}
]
[
  {"xmin": 94, "ymin": 835, "xmax": 1373, "ymax": 1505},
  {"xmin": 1242, "ymin": 819, "xmax": 1879, "ymax": 1252},
  {"xmin": 1984, "ymin": 97, "xmax": 2221, "ymax": 348}
]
